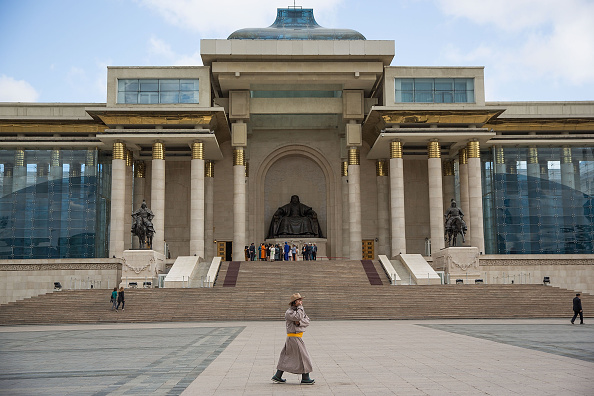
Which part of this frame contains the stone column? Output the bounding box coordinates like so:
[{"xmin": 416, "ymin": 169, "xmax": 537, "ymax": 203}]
[
  {"xmin": 49, "ymin": 149, "xmax": 62, "ymax": 182},
  {"xmin": 467, "ymin": 141, "xmax": 485, "ymax": 254},
  {"xmin": 124, "ymin": 150, "xmax": 133, "ymax": 251},
  {"xmin": 233, "ymin": 148, "xmax": 246, "ymax": 261},
  {"xmin": 151, "ymin": 142, "xmax": 165, "ymax": 254},
  {"xmin": 390, "ymin": 141, "xmax": 406, "ymax": 257},
  {"xmin": 428, "ymin": 141, "xmax": 445, "ymax": 254},
  {"xmin": 527, "ymin": 147, "xmax": 541, "ymax": 253},
  {"xmin": 459, "ymin": 148, "xmax": 471, "ymax": 234},
  {"xmin": 132, "ymin": 161, "xmax": 146, "ymax": 249},
  {"xmin": 205, "ymin": 161, "xmax": 215, "ymax": 260},
  {"xmin": 12, "ymin": 149, "xmax": 27, "ymax": 193},
  {"xmin": 442, "ymin": 160, "xmax": 455, "ymax": 211},
  {"xmin": 2, "ymin": 163, "xmax": 13, "ymax": 197},
  {"xmin": 348, "ymin": 148, "xmax": 362, "ymax": 260},
  {"xmin": 190, "ymin": 141, "xmax": 205, "ymax": 258},
  {"xmin": 376, "ymin": 160, "xmax": 390, "ymax": 256},
  {"xmin": 560, "ymin": 147, "xmax": 575, "ymax": 190},
  {"xmin": 341, "ymin": 161, "xmax": 349, "ymax": 259},
  {"xmin": 561, "ymin": 147, "xmax": 576, "ymax": 248},
  {"xmin": 84, "ymin": 149, "xmax": 96, "ymax": 178},
  {"xmin": 109, "ymin": 142, "xmax": 126, "ymax": 258}
]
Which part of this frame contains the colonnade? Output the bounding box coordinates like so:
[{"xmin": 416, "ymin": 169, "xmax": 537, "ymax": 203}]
[
  {"xmin": 109, "ymin": 141, "xmax": 214, "ymax": 260},
  {"xmin": 108, "ymin": 138, "xmax": 487, "ymax": 260}
]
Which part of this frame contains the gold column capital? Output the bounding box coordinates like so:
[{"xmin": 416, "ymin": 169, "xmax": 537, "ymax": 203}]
[
  {"xmin": 134, "ymin": 161, "xmax": 146, "ymax": 178},
  {"xmin": 152, "ymin": 142, "xmax": 164, "ymax": 160},
  {"xmin": 495, "ymin": 146, "xmax": 504, "ymax": 164},
  {"xmin": 459, "ymin": 147, "xmax": 467, "ymax": 165},
  {"xmin": 467, "ymin": 141, "xmax": 480, "ymax": 158},
  {"xmin": 245, "ymin": 161, "xmax": 249, "ymax": 177},
  {"xmin": 341, "ymin": 161, "xmax": 348, "ymax": 177},
  {"xmin": 428, "ymin": 140, "xmax": 440, "ymax": 159},
  {"xmin": 348, "ymin": 148, "xmax": 360, "ymax": 165},
  {"xmin": 4, "ymin": 163, "xmax": 13, "ymax": 177},
  {"xmin": 562, "ymin": 146, "xmax": 572, "ymax": 164},
  {"xmin": 528, "ymin": 147, "xmax": 538, "ymax": 164},
  {"xmin": 205, "ymin": 161, "xmax": 215, "ymax": 178},
  {"xmin": 233, "ymin": 148, "xmax": 244, "ymax": 166},
  {"xmin": 85, "ymin": 149, "xmax": 96, "ymax": 167},
  {"xmin": 50, "ymin": 149, "xmax": 61, "ymax": 166},
  {"xmin": 70, "ymin": 163, "xmax": 81, "ymax": 178},
  {"xmin": 14, "ymin": 149, "xmax": 25, "ymax": 166},
  {"xmin": 442, "ymin": 160, "xmax": 454, "ymax": 176},
  {"xmin": 191, "ymin": 141, "xmax": 204, "ymax": 160},
  {"xmin": 376, "ymin": 160, "xmax": 387, "ymax": 176},
  {"xmin": 390, "ymin": 141, "xmax": 402, "ymax": 159},
  {"xmin": 113, "ymin": 142, "xmax": 125, "ymax": 160},
  {"xmin": 37, "ymin": 163, "xmax": 49, "ymax": 177},
  {"xmin": 126, "ymin": 149, "xmax": 134, "ymax": 166}
]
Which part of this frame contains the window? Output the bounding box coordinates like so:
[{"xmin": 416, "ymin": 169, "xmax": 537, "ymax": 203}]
[
  {"xmin": 117, "ymin": 79, "xmax": 199, "ymax": 104},
  {"xmin": 395, "ymin": 78, "xmax": 474, "ymax": 103}
]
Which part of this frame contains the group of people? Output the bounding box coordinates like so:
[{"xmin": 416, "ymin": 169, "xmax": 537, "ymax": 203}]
[
  {"xmin": 110, "ymin": 287, "xmax": 125, "ymax": 311},
  {"xmin": 245, "ymin": 242, "xmax": 318, "ymax": 261}
]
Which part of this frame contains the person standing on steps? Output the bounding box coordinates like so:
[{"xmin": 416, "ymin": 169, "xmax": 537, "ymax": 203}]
[
  {"xmin": 116, "ymin": 287, "xmax": 125, "ymax": 311},
  {"xmin": 571, "ymin": 293, "xmax": 584, "ymax": 324},
  {"xmin": 111, "ymin": 287, "xmax": 118, "ymax": 311},
  {"xmin": 272, "ymin": 293, "xmax": 315, "ymax": 385}
]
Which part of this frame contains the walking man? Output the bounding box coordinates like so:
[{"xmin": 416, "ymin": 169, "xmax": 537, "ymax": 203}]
[
  {"xmin": 571, "ymin": 293, "xmax": 584, "ymax": 324},
  {"xmin": 272, "ymin": 293, "xmax": 315, "ymax": 385}
]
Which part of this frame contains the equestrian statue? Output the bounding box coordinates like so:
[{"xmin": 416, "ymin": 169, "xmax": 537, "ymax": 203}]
[
  {"xmin": 444, "ymin": 199, "xmax": 467, "ymax": 247},
  {"xmin": 131, "ymin": 200, "xmax": 155, "ymax": 249}
]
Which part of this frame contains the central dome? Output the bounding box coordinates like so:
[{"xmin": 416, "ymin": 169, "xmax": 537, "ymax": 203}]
[{"xmin": 228, "ymin": 8, "xmax": 366, "ymax": 40}]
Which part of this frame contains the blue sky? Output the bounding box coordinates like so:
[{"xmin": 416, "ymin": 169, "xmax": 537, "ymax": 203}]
[{"xmin": 1, "ymin": 0, "xmax": 593, "ymax": 103}]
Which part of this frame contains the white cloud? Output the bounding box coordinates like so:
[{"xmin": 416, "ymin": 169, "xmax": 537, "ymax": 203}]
[
  {"xmin": 148, "ymin": 36, "xmax": 202, "ymax": 65},
  {"xmin": 0, "ymin": 75, "xmax": 40, "ymax": 102},
  {"xmin": 436, "ymin": 0, "xmax": 594, "ymax": 88},
  {"xmin": 138, "ymin": 0, "xmax": 344, "ymax": 36}
]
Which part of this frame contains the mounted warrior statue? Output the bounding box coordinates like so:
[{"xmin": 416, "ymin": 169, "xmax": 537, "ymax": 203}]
[
  {"xmin": 444, "ymin": 199, "xmax": 467, "ymax": 247},
  {"xmin": 131, "ymin": 200, "xmax": 155, "ymax": 249}
]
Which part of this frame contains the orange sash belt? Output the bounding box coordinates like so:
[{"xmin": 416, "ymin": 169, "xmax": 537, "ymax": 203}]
[{"xmin": 287, "ymin": 332, "xmax": 303, "ymax": 337}]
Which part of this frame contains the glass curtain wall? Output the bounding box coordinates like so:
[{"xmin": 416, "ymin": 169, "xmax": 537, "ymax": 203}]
[
  {"xmin": 0, "ymin": 149, "xmax": 111, "ymax": 259},
  {"xmin": 482, "ymin": 146, "xmax": 594, "ymax": 254}
]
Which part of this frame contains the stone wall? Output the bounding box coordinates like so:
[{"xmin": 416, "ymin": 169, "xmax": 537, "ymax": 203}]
[
  {"xmin": 0, "ymin": 259, "xmax": 122, "ymax": 305},
  {"xmin": 479, "ymin": 255, "xmax": 594, "ymax": 294}
]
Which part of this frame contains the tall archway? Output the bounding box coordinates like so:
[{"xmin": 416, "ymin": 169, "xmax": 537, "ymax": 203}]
[{"xmin": 252, "ymin": 145, "xmax": 340, "ymax": 258}]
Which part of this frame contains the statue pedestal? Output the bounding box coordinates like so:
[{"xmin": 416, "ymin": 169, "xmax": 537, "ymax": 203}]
[
  {"xmin": 265, "ymin": 238, "xmax": 328, "ymax": 260},
  {"xmin": 121, "ymin": 250, "xmax": 166, "ymax": 288},
  {"xmin": 432, "ymin": 247, "xmax": 480, "ymax": 284}
]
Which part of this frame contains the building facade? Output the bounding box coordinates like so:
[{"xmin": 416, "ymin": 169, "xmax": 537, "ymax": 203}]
[{"xmin": 1, "ymin": 8, "xmax": 593, "ymax": 264}]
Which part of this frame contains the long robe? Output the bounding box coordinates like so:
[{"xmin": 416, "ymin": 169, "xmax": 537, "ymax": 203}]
[{"xmin": 276, "ymin": 305, "xmax": 313, "ymax": 374}]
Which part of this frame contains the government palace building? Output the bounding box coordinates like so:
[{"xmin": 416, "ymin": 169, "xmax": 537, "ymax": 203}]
[{"xmin": 1, "ymin": 7, "xmax": 593, "ymax": 303}]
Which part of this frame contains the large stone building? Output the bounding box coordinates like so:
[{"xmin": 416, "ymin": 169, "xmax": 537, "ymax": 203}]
[{"xmin": 1, "ymin": 8, "xmax": 593, "ymax": 300}]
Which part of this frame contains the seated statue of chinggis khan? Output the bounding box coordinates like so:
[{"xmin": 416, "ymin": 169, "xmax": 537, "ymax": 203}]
[{"xmin": 267, "ymin": 195, "xmax": 323, "ymax": 239}]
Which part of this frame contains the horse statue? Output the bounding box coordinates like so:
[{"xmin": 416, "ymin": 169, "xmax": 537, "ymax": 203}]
[
  {"xmin": 131, "ymin": 200, "xmax": 155, "ymax": 249},
  {"xmin": 444, "ymin": 199, "xmax": 467, "ymax": 247}
]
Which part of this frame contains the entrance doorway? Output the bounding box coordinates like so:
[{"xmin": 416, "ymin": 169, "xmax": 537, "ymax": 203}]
[
  {"xmin": 216, "ymin": 241, "xmax": 233, "ymax": 261},
  {"xmin": 362, "ymin": 240, "xmax": 374, "ymax": 260}
]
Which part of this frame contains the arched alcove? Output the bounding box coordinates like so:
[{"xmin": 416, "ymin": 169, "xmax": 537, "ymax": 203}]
[
  {"xmin": 253, "ymin": 144, "xmax": 340, "ymax": 257},
  {"xmin": 264, "ymin": 155, "xmax": 326, "ymax": 237}
]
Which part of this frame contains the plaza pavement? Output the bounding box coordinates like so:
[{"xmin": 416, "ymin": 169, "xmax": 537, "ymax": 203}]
[{"xmin": 0, "ymin": 319, "xmax": 592, "ymax": 395}]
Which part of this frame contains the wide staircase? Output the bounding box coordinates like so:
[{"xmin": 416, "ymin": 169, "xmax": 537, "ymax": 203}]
[{"xmin": 0, "ymin": 260, "xmax": 591, "ymax": 325}]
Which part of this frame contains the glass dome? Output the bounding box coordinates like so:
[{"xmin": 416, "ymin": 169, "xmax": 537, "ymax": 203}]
[{"xmin": 228, "ymin": 8, "xmax": 366, "ymax": 40}]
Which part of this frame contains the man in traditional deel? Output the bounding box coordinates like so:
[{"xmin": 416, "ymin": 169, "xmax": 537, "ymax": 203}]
[{"xmin": 271, "ymin": 293, "xmax": 315, "ymax": 384}]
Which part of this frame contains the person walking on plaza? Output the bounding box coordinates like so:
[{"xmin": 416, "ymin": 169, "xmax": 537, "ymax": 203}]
[
  {"xmin": 571, "ymin": 293, "xmax": 584, "ymax": 324},
  {"xmin": 111, "ymin": 287, "xmax": 118, "ymax": 311},
  {"xmin": 272, "ymin": 293, "xmax": 315, "ymax": 385},
  {"xmin": 116, "ymin": 287, "xmax": 125, "ymax": 311}
]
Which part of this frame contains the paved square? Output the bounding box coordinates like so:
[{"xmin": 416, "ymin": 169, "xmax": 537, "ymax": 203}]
[{"xmin": 1, "ymin": 320, "xmax": 592, "ymax": 395}]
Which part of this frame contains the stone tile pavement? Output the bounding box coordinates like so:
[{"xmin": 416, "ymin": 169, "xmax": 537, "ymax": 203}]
[{"xmin": 0, "ymin": 319, "xmax": 592, "ymax": 395}]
